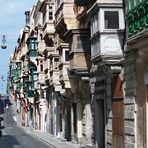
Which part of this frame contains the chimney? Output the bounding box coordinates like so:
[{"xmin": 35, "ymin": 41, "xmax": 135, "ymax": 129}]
[{"xmin": 24, "ymin": 11, "xmax": 30, "ymax": 26}]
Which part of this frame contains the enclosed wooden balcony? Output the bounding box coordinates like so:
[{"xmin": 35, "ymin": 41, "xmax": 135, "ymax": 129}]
[
  {"xmin": 59, "ymin": 61, "xmax": 70, "ymax": 88},
  {"xmin": 57, "ymin": 43, "xmax": 71, "ymax": 88},
  {"xmin": 55, "ymin": 1, "xmax": 78, "ymax": 38},
  {"xmin": 65, "ymin": 29, "xmax": 91, "ymax": 76}
]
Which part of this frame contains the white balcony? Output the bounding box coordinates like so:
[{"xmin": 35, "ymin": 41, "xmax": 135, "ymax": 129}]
[
  {"xmin": 91, "ymin": 34, "xmax": 124, "ymax": 59},
  {"xmin": 90, "ymin": 7, "xmax": 125, "ymax": 62}
]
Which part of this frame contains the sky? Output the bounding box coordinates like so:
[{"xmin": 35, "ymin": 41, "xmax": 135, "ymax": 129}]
[{"xmin": 0, "ymin": 0, "xmax": 36, "ymax": 95}]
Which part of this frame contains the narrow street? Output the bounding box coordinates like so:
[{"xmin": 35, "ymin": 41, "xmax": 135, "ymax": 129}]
[{"xmin": 0, "ymin": 107, "xmax": 52, "ymax": 148}]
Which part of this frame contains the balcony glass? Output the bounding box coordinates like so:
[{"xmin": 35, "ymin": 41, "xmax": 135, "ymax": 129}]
[
  {"xmin": 49, "ymin": 12, "xmax": 53, "ymax": 20},
  {"xmin": 91, "ymin": 36, "xmax": 100, "ymax": 57},
  {"xmin": 28, "ymin": 50, "xmax": 38, "ymax": 57},
  {"xmin": 104, "ymin": 11, "xmax": 119, "ymax": 29},
  {"xmin": 65, "ymin": 50, "xmax": 69, "ymax": 61},
  {"xmin": 91, "ymin": 12, "xmax": 99, "ymax": 36}
]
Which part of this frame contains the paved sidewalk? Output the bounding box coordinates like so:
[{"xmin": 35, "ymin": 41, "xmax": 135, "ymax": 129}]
[
  {"xmin": 11, "ymin": 103, "xmax": 90, "ymax": 148},
  {"xmin": 21, "ymin": 126, "xmax": 89, "ymax": 148}
]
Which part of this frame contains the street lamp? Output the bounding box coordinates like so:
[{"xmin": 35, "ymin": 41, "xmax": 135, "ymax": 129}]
[{"xmin": 1, "ymin": 35, "xmax": 7, "ymax": 49}]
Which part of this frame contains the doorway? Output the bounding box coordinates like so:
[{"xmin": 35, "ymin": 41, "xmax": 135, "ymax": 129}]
[
  {"xmin": 95, "ymin": 99, "xmax": 105, "ymax": 147},
  {"xmin": 112, "ymin": 75, "xmax": 124, "ymax": 148}
]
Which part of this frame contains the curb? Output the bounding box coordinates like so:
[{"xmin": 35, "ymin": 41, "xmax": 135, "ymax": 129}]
[
  {"xmin": 13, "ymin": 116, "xmax": 56, "ymax": 148},
  {"xmin": 23, "ymin": 127, "xmax": 56, "ymax": 148}
]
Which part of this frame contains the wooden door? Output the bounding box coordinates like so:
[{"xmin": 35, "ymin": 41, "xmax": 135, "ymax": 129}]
[{"xmin": 112, "ymin": 75, "xmax": 124, "ymax": 148}]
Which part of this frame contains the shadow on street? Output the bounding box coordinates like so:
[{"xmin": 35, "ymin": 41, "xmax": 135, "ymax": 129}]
[{"xmin": 0, "ymin": 135, "xmax": 20, "ymax": 148}]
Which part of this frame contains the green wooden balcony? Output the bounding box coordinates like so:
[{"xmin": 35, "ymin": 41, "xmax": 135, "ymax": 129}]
[
  {"xmin": 27, "ymin": 50, "xmax": 38, "ymax": 57},
  {"xmin": 27, "ymin": 90, "xmax": 34, "ymax": 98}
]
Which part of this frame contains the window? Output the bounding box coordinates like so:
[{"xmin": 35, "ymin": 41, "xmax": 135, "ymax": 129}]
[
  {"xmin": 40, "ymin": 61, "xmax": 43, "ymax": 72},
  {"xmin": 54, "ymin": 58, "xmax": 59, "ymax": 69},
  {"xmin": 91, "ymin": 36, "xmax": 100, "ymax": 57},
  {"xmin": 29, "ymin": 50, "xmax": 37, "ymax": 57},
  {"xmin": 49, "ymin": 5, "xmax": 53, "ymax": 20},
  {"xmin": 77, "ymin": 35, "xmax": 89, "ymax": 50},
  {"xmin": 49, "ymin": 6, "xmax": 53, "ymax": 9},
  {"xmin": 49, "ymin": 12, "xmax": 53, "ymax": 20},
  {"xmin": 40, "ymin": 65, "xmax": 43, "ymax": 72},
  {"xmin": 91, "ymin": 11, "xmax": 99, "ymax": 36},
  {"xmin": 56, "ymin": 0, "xmax": 61, "ymax": 9},
  {"xmin": 29, "ymin": 40, "xmax": 37, "ymax": 50},
  {"xmin": 57, "ymin": 0, "xmax": 60, "ymax": 6},
  {"xmin": 104, "ymin": 11, "xmax": 119, "ymax": 29},
  {"xmin": 44, "ymin": 53, "xmax": 47, "ymax": 60},
  {"xmin": 65, "ymin": 51, "xmax": 69, "ymax": 61}
]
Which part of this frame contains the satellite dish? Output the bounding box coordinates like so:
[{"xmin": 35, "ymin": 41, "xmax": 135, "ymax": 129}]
[{"xmin": 1, "ymin": 35, "xmax": 7, "ymax": 49}]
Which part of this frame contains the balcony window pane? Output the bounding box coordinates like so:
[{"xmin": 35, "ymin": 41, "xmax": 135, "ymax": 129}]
[
  {"xmin": 49, "ymin": 6, "xmax": 53, "ymax": 9},
  {"xmin": 49, "ymin": 12, "xmax": 53, "ymax": 20},
  {"xmin": 104, "ymin": 11, "xmax": 119, "ymax": 29},
  {"xmin": 91, "ymin": 36, "xmax": 100, "ymax": 57},
  {"xmin": 40, "ymin": 64, "xmax": 43, "ymax": 72},
  {"xmin": 91, "ymin": 11, "xmax": 99, "ymax": 36},
  {"xmin": 29, "ymin": 40, "xmax": 37, "ymax": 50},
  {"xmin": 56, "ymin": 0, "xmax": 61, "ymax": 9},
  {"xmin": 65, "ymin": 51, "xmax": 69, "ymax": 61},
  {"xmin": 29, "ymin": 50, "xmax": 37, "ymax": 57},
  {"xmin": 77, "ymin": 36, "xmax": 89, "ymax": 50}
]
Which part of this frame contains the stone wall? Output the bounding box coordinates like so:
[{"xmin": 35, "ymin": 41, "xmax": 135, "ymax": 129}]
[
  {"xmin": 124, "ymin": 51, "xmax": 136, "ymax": 148},
  {"xmin": 105, "ymin": 71, "xmax": 112, "ymax": 148}
]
